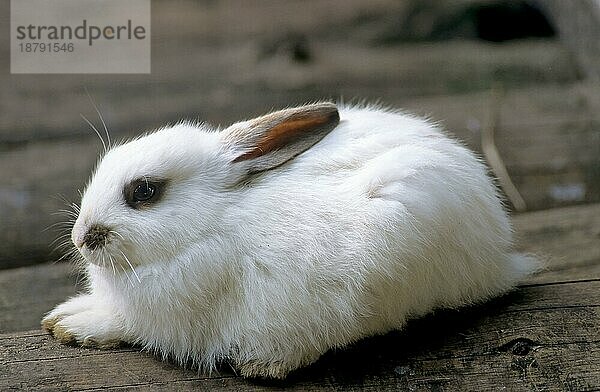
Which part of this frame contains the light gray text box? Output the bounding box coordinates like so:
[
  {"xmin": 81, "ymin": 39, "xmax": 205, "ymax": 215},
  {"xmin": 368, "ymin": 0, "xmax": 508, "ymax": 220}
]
[{"xmin": 11, "ymin": 0, "xmax": 150, "ymax": 74}]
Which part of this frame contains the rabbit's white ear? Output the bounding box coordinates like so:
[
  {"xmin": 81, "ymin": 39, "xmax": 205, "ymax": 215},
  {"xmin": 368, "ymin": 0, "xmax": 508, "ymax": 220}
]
[{"xmin": 222, "ymin": 103, "xmax": 339, "ymax": 174}]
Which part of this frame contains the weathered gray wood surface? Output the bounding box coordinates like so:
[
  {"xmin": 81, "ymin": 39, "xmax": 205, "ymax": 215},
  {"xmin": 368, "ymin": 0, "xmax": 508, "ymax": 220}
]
[
  {"xmin": 2, "ymin": 0, "xmax": 599, "ymax": 269},
  {"xmin": 1, "ymin": 203, "xmax": 598, "ymax": 390},
  {"xmin": 1, "ymin": 0, "xmax": 579, "ymax": 144},
  {"xmin": 0, "ymin": 262, "xmax": 84, "ymax": 334},
  {"xmin": 2, "ymin": 1, "xmax": 599, "ymax": 389},
  {"xmin": 538, "ymin": 0, "xmax": 600, "ymax": 81},
  {"xmin": 2, "ymin": 285, "xmax": 599, "ymax": 391}
]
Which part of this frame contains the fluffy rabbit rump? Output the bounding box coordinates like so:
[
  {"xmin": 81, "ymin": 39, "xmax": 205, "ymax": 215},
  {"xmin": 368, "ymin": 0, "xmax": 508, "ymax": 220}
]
[{"xmin": 43, "ymin": 103, "xmax": 539, "ymax": 378}]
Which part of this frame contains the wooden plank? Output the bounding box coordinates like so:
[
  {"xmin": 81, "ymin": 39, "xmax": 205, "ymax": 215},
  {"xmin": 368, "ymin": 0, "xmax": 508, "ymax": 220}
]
[
  {"xmin": 402, "ymin": 84, "xmax": 600, "ymax": 214},
  {"xmin": 1, "ymin": 280, "xmax": 598, "ymax": 390},
  {"xmin": 3, "ymin": 281, "xmax": 598, "ymax": 361},
  {"xmin": 536, "ymin": 0, "xmax": 600, "ymax": 81},
  {"xmin": 514, "ymin": 203, "xmax": 600, "ymax": 284},
  {"xmin": 0, "ymin": 263, "xmax": 82, "ymax": 333},
  {"xmin": 0, "ymin": 0, "xmax": 581, "ymax": 144},
  {"xmin": 1, "ymin": 204, "xmax": 599, "ymax": 388},
  {"xmin": 402, "ymin": 83, "xmax": 600, "ymax": 171},
  {"xmin": 0, "ymin": 0, "xmax": 579, "ymax": 143},
  {"xmin": 0, "ymin": 139, "xmax": 98, "ymax": 269},
  {"xmin": 3, "ymin": 342, "xmax": 599, "ymax": 391},
  {"xmin": 0, "ymin": 40, "xmax": 578, "ymax": 145},
  {"xmin": 524, "ymin": 264, "xmax": 600, "ymax": 286}
]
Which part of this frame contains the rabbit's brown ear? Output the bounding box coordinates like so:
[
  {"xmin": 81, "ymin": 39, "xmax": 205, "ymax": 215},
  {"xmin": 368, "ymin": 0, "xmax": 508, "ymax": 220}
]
[{"xmin": 222, "ymin": 103, "xmax": 339, "ymax": 174}]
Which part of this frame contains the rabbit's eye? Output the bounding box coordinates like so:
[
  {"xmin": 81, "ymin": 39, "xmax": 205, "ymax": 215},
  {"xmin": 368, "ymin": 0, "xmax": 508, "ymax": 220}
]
[
  {"xmin": 133, "ymin": 183, "xmax": 155, "ymax": 202},
  {"xmin": 124, "ymin": 178, "xmax": 166, "ymax": 209}
]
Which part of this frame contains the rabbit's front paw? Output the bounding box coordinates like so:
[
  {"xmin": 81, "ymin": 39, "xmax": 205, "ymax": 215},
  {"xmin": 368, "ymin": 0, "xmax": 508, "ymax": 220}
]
[{"xmin": 42, "ymin": 294, "xmax": 124, "ymax": 349}]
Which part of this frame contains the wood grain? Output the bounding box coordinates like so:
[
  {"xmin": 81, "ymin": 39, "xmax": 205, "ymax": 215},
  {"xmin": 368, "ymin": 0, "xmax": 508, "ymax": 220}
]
[
  {"xmin": 1, "ymin": 203, "xmax": 599, "ymax": 389},
  {"xmin": 537, "ymin": 0, "xmax": 600, "ymax": 81},
  {"xmin": 515, "ymin": 203, "xmax": 600, "ymax": 284},
  {"xmin": 2, "ymin": 0, "xmax": 599, "ymax": 388},
  {"xmin": 0, "ymin": 263, "xmax": 83, "ymax": 333},
  {"xmin": 1, "ymin": 280, "xmax": 598, "ymax": 391}
]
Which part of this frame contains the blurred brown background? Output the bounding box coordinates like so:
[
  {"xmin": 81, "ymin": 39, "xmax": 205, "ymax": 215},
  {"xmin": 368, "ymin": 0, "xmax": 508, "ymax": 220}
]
[{"xmin": 1, "ymin": 0, "xmax": 599, "ymax": 269}]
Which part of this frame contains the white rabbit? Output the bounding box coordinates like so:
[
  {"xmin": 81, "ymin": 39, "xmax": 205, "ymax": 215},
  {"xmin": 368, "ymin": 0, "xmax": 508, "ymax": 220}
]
[{"xmin": 43, "ymin": 103, "xmax": 539, "ymax": 379}]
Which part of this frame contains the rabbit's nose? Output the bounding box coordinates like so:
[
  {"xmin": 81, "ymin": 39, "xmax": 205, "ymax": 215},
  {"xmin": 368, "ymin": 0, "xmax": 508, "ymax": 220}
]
[{"xmin": 82, "ymin": 224, "xmax": 111, "ymax": 250}]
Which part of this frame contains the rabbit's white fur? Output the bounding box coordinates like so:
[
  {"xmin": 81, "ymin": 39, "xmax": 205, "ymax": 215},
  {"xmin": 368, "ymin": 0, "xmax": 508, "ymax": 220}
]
[{"xmin": 43, "ymin": 104, "xmax": 539, "ymax": 378}]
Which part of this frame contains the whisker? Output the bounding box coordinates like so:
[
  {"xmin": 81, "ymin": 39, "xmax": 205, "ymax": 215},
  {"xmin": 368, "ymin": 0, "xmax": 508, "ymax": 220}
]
[
  {"xmin": 97, "ymin": 249, "xmax": 104, "ymax": 268},
  {"xmin": 52, "ymin": 194, "xmax": 71, "ymax": 206},
  {"xmin": 48, "ymin": 195, "xmax": 82, "ymax": 266},
  {"xmin": 53, "ymin": 247, "xmax": 79, "ymax": 264},
  {"xmin": 46, "ymin": 220, "xmax": 75, "ymax": 228},
  {"xmin": 108, "ymin": 254, "xmax": 117, "ymax": 276},
  {"xmin": 55, "ymin": 209, "xmax": 77, "ymax": 219},
  {"xmin": 71, "ymin": 255, "xmax": 87, "ymax": 287},
  {"xmin": 51, "ymin": 243, "xmax": 72, "ymax": 255},
  {"xmin": 81, "ymin": 113, "xmax": 107, "ymax": 153},
  {"xmin": 49, "ymin": 218, "xmax": 75, "ymax": 226},
  {"xmin": 53, "ymin": 209, "xmax": 79, "ymax": 219},
  {"xmin": 50, "ymin": 233, "xmax": 72, "ymax": 247},
  {"xmin": 119, "ymin": 249, "xmax": 141, "ymax": 283},
  {"xmin": 85, "ymin": 87, "xmax": 112, "ymax": 150},
  {"xmin": 43, "ymin": 221, "xmax": 75, "ymax": 233},
  {"xmin": 51, "ymin": 242, "xmax": 73, "ymax": 255},
  {"xmin": 117, "ymin": 262, "xmax": 135, "ymax": 287},
  {"xmin": 53, "ymin": 194, "xmax": 80, "ymax": 215},
  {"xmin": 109, "ymin": 230, "xmax": 125, "ymax": 241}
]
